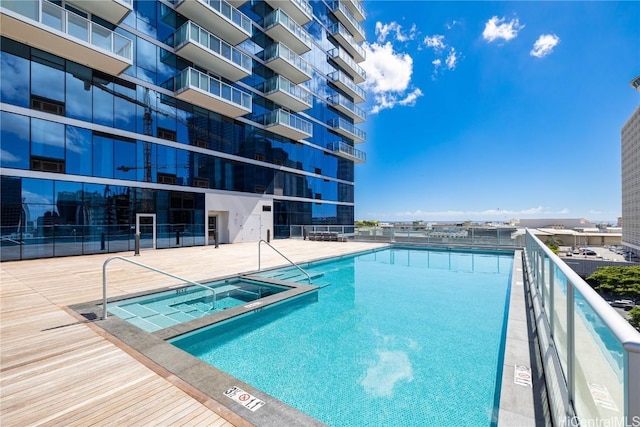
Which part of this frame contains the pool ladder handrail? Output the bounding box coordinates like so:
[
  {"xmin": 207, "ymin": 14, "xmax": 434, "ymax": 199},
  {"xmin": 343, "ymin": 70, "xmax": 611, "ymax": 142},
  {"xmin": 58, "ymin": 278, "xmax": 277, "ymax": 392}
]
[
  {"xmin": 102, "ymin": 256, "xmax": 216, "ymax": 319},
  {"xmin": 258, "ymin": 239, "xmax": 312, "ymax": 284}
]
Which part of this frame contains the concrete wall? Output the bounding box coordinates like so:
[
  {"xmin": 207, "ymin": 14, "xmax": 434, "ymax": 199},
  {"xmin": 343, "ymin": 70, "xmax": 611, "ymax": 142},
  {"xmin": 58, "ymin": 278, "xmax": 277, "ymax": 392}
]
[
  {"xmin": 205, "ymin": 193, "xmax": 273, "ymax": 244},
  {"xmin": 561, "ymin": 258, "xmax": 635, "ymax": 277}
]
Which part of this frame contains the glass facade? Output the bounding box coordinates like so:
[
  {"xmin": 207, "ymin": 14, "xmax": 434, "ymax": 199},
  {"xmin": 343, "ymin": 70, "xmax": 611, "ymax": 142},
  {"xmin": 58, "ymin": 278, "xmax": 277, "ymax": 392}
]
[{"xmin": 0, "ymin": 0, "xmax": 366, "ymax": 260}]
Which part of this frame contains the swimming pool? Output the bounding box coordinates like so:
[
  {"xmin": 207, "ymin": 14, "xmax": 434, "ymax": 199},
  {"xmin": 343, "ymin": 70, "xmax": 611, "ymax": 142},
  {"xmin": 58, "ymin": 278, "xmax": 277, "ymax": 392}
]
[{"xmin": 171, "ymin": 247, "xmax": 513, "ymax": 426}]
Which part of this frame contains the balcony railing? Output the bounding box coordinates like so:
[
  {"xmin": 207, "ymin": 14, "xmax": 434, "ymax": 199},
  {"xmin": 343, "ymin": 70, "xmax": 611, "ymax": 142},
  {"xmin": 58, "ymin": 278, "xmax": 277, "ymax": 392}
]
[
  {"xmin": 328, "ymin": 93, "xmax": 366, "ymax": 123},
  {"xmin": 343, "ymin": 0, "xmax": 365, "ymax": 22},
  {"xmin": 327, "ymin": 141, "xmax": 366, "ymax": 163},
  {"xmin": 173, "ymin": 0, "xmax": 252, "ymax": 45},
  {"xmin": 328, "ymin": 117, "xmax": 365, "ymax": 143},
  {"xmin": 330, "ymin": 0, "xmax": 365, "ymax": 42},
  {"xmin": 65, "ymin": 0, "xmax": 132, "ymax": 24},
  {"xmin": 263, "ymin": 42, "xmax": 312, "ymax": 84},
  {"xmin": 263, "ymin": 109, "xmax": 313, "ymax": 140},
  {"xmin": 265, "ymin": 0, "xmax": 312, "ymax": 25},
  {"xmin": 328, "ymin": 47, "xmax": 366, "ymax": 83},
  {"xmin": 524, "ymin": 229, "xmax": 640, "ymax": 425},
  {"xmin": 263, "ymin": 75, "xmax": 313, "ymax": 112},
  {"xmin": 327, "ymin": 70, "xmax": 366, "ymax": 103},
  {"xmin": 171, "ymin": 67, "xmax": 252, "ymax": 117},
  {"xmin": 0, "ymin": 0, "xmax": 133, "ymax": 74},
  {"xmin": 263, "ymin": 8, "xmax": 312, "ymax": 55},
  {"xmin": 174, "ymin": 21, "xmax": 251, "ymax": 81},
  {"xmin": 329, "ymin": 22, "xmax": 365, "ymax": 63}
]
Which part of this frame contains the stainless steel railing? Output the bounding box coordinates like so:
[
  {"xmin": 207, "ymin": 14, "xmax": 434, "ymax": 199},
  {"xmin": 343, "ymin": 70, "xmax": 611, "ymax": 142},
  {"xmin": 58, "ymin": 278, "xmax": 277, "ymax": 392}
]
[
  {"xmin": 102, "ymin": 256, "xmax": 216, "ymax": 319},
  {"xmin": 258, "ymin": 239, "xmax": 311, "ymax": 284}
]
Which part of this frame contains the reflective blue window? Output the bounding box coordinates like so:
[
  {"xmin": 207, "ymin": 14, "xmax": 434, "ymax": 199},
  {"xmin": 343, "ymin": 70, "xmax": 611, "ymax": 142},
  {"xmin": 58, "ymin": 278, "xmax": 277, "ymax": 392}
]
[
  {"xmin": 31, "ymin": 51, "xmax": 65, "ymax": 103},
  {"xmin": 65, "ymin": 126, "xmax": 92, "ymax": 176},
  {"xmin": 65, "ymin": 63, "xmax": 92, "ymax": 121},
  {"xmin": 31, "ymin": 118, "xmax": 65, "ymax": 160},
  {"xmin": 93, "ymin": 134, "xmax": 113, "ymax": 178},
  {"xmin": 1, "ymin": 112, "xmax": 29, "ymax": 169},
  {"xmin": 1, "ymin": 39, "xmax": 30, "ymax": 107}
]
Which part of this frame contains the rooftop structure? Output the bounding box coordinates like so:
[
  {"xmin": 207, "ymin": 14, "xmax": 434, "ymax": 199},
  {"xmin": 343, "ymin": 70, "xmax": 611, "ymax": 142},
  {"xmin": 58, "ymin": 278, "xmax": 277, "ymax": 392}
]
[{"xmin": 621, "ymin": 76, "xmax": 640, "ymax": 257}]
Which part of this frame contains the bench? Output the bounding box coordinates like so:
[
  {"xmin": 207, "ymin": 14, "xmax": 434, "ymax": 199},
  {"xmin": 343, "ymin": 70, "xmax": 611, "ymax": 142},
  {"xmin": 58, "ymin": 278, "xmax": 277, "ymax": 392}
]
[{"xmin": 307, "ymin": 231, "xmax": 347, "ymax": 242}]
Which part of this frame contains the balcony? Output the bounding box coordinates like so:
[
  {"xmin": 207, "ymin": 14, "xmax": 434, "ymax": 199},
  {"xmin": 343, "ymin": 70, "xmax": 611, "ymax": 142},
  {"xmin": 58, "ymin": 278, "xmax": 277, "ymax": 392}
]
[
  {"xmin": 327, "ymin": 141, "xmax": 366, "ymax": 163},
  {"xmin": 65, "ymin": 0, "xmax": 132, "ymax": 24},
  {"xmin": 327, "ymin": 94, "xmax": 365, "ymax": 123},
  {"xmin": 330, "ymin": 1, "xmax": 365, "ymax": 43},
  {"xmin": 0, "ymin": 0, "xmax": 132, "ymax": 75},
  {"xmin": 328, "ymin": 117, "xmax": 365, "ymax": 143},
  {"xmin": 173, "ymin": 0, "xmax": 252, "ymax": 46},
  {"xmin": 343, "ymin": 0, "xmax": 365, "ymax": 22},
  {"xmin": 328, "ymin": 47, "xmax": 365, "ymax": 83},
  {"xmin": 265, "ymin": 0, "xmax": 312, "ymax": 25},
  {"xmin": 329, "ymin": 22, "xmax": 365, "ymax": 63},
  {"xmin": 263, "ymin": 43, "xmax": 312, "ymax": 84},
  {"xmin": 170, "ymin": 67, "xmax": 252, "ymax": 118},
  {"xmin": 226, "ymin": 0, "xmax": 248, "ymax": 6},
  {"xmin": 263, "ymin": 9, "xmax": 312, "ymax": 55},
  {"xmin": 263, "ymin": 109, "xmax": 313, "ymax": 141},
  {"xmin": 327, "ymin": 70, "xmax": 365, "ymax": 103},
  {"xmin": 174, "ymin": 21, "xmax": 251, "ymax": 82},
  {"xmin": 263, "ymin": 75, "xmax": 312, "ymax": 112}
]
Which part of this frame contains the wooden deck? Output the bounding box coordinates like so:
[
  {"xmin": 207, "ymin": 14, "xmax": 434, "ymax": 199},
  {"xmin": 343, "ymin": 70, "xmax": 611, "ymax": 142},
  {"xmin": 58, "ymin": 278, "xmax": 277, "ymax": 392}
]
[{"xmin": 0, "ymin": 240, "xmax": 386, "ymax": 426}]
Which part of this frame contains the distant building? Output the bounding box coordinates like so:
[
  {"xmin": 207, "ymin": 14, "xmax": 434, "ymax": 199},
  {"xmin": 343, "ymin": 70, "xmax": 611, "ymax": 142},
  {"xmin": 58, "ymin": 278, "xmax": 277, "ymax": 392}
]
[
  {"xmin": 621, "ymin": 76, "xmax": 640, "ymax": 255},
  {"xmin": 513, "ymin": 218, "xmax": 596, "ymax": 230}
]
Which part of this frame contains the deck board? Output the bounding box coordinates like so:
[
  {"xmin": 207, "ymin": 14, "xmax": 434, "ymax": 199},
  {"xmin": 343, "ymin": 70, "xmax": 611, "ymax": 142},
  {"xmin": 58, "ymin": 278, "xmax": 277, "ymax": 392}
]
[{"xmin": 0, "ymin": 240, "xmax": 386, "ymax": 425}]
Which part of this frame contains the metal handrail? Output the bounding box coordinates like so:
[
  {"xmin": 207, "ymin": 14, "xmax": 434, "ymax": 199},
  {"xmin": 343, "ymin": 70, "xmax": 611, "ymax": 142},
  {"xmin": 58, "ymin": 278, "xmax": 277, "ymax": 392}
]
[
  {"xmin": 258, "ymin": 239, "xmax": 311, "ymax": 284},
  {"xmin": 102, "ymin": 256, "xmax": 216, "ymax": 319}
]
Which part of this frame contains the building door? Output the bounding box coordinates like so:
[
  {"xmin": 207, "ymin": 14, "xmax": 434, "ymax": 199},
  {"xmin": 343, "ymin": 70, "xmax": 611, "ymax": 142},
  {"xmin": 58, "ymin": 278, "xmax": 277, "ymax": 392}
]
[
  {"xmin": 208, "ymin": 215, "xmax": 218, "ymax": 245},
  {"xmin": 136, "ymin": 213, "xmax": 156, "ymax": 250}
]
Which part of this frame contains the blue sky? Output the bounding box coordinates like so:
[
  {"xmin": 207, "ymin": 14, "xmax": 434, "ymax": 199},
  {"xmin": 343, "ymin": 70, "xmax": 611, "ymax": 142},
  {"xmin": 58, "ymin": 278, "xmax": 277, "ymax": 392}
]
[{"xmin": 355, "ymin": 1, "xmax": 640, "ymax": 223}]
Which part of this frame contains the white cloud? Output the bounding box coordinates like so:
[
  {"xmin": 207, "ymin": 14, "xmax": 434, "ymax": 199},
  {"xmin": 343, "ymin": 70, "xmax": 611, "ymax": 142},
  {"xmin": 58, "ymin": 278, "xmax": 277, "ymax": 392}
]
[
  {"xmin": 361, "ymin": 42, "xmax": 423, "ymax": 114},
  {"xmin": 423, "ymin": 34, "xmax": 445, "ymax": 51},
  {"xmin": 398, "ymin": 88, "xmax": 423, "ymax": 106},
  {"xmin": 446, "ymin": 20, "xmax": 459, "ymax": 30},
  {"xmin": 375, "ymin": 21, "xmax": 417, "ymax": 43},
  {"xmin": 445, "ymin": 48, "xmax": 458, "ymax": 69},
  {"xmin": 482, "ymin": 16, "xmax": 524, "ymax": 42},
  {"xmin": 530, "ymin": 34, "xmax": 560, "ymax": 57}
]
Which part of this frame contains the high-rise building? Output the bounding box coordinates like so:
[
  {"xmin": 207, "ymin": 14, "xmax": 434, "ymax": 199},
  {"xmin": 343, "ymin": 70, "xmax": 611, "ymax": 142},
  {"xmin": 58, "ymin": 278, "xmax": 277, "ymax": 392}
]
[
  {"xmin": 621, "ymin": 76, "xmax": 640, "ymax": 256},
  {"xmin": 0, "ymin": 0, "xmax": 367, "ymax": 260}
]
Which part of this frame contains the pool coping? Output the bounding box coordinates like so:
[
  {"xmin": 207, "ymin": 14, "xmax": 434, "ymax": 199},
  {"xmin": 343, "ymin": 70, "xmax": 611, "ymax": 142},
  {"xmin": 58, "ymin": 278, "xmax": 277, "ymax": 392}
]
[{"xmin": 69, "ymin": 245, "xmax": 545, "ymax": 427}]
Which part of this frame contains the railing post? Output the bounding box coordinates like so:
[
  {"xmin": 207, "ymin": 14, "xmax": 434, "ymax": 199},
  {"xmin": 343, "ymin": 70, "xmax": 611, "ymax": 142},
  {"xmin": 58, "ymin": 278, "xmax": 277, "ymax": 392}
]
[{"xmin": 567, "ymin": 279, "xmax": 575, "ymax": 409}]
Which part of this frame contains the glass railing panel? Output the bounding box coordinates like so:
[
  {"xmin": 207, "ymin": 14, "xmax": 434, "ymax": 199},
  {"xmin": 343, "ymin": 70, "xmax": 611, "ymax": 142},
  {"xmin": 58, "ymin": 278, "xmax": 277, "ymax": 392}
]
[
  {"xmin": 201, "ymin": 0, "xmax": 252, "ymax": 35},
  {"xmin": 4, "ymin": 0, "xmax": 133, "ymax": 61},
  {"xmin": 329, "ymin": 117, "xmax": 366, "ymax": 140},
  {"xmin": 264, "ymin": 9, "xmax": 311, "ymax": 47},
  {"xmin": 345, "ymin": 0, "xmax": 365, "ymax": 20},
  {"xmin": 264, "ymin": 76, "xmax": 312, "ymax": 105},
  {"xmin": 264, "ymin": 43, "xmax": 312, "ymax": 76},
  {"xmin": 328, "ymin": 71, "xmax": 366, "ymax": 101},
  {"xmin": 329, "ymin": 94, "xmax": 366, "ymax": 120},
  {"xmin": 552, "ymin": 266, "xmax": 569, "ymax": 375},
  {"xmin": 292, "ymin": 0, "xmax": 312, "ymax": 18},
  {"xmin": 175, "ymin": 21, "xmax": 251, "ymax": 72},
  {"xmin": 175, "ymin": 67, "xmax": 251, "ymax": 110},
  {"xmin": 328, "ymin": 48, "xmax": 366, "ymax": 80},
  {"xmin": 573, "ymin": 289, "xmax": 625, "ymax": 421},
  {"xmin": 330, "ymin": 22, "xmax": 365, "ymax": 60},
  {"xmin": 1, "ymin": 0, "xmax": 39, "ymax": 20},
  {"xmin": 331, "ymin": 0, "xmax": 365, "ymax": 38},
  {"xmin": 266, "ymin": 109, "xmax": 312, "ymax": 135}
]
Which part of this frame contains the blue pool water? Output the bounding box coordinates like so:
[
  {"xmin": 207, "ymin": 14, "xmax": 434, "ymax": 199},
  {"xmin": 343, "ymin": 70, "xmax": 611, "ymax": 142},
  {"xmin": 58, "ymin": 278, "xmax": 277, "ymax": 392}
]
[
  {"xmin": 107, "ymin": 278, "xmax": 288, "ymax": 332},
  {"xmin": 171, "ymin": 248, "xmax": 513, "ymax": 426}
]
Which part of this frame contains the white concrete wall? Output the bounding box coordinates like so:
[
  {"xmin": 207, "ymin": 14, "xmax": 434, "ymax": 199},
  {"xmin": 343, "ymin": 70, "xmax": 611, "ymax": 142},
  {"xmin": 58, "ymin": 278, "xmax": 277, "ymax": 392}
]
[{"xmin": 205, "ymin": 193, "xmax": 273, "ymax": 244}]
